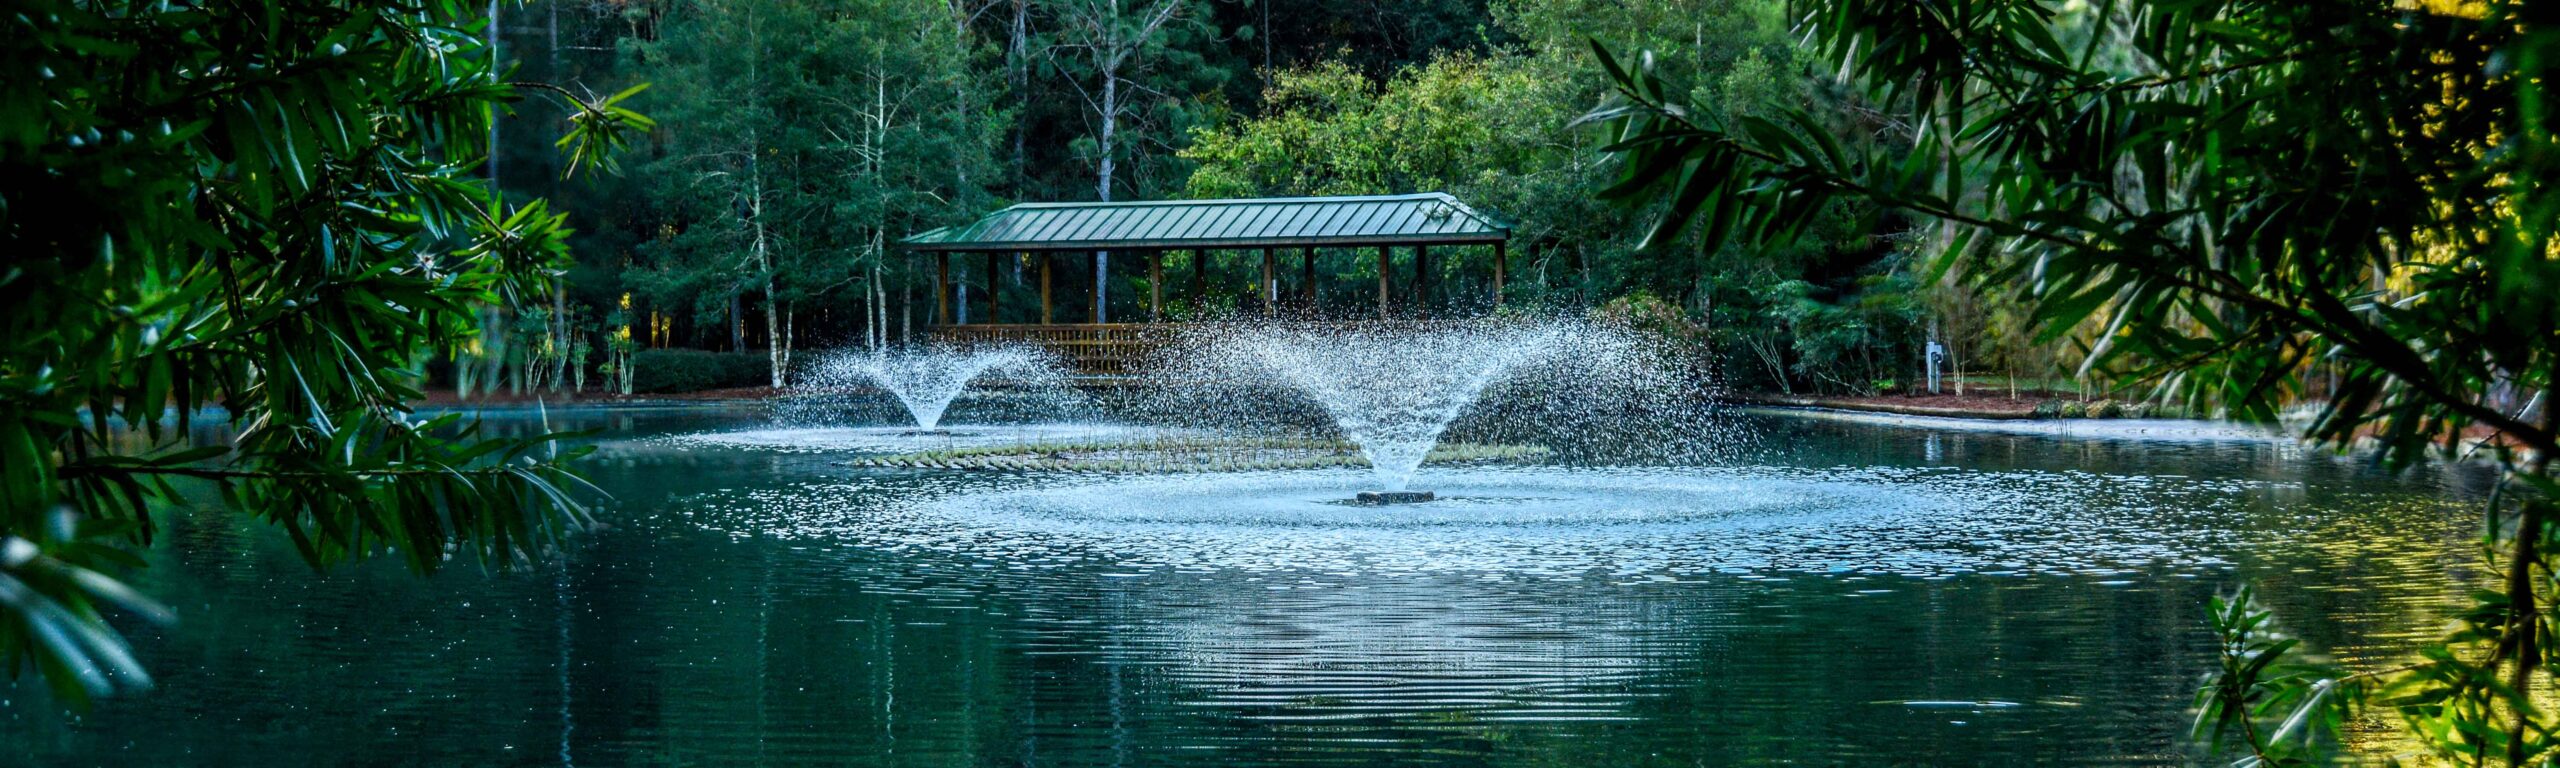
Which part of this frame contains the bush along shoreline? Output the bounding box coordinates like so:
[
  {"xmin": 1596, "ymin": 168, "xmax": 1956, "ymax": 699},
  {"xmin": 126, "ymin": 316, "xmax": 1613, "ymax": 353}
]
[{"xmin": 1733, "ymin": 392, "xmax": 2193, "ymax": 421}]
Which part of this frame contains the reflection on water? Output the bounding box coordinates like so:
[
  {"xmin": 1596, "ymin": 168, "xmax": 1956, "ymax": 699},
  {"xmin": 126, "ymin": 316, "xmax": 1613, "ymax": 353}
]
[
  {"xmin": 697, "ymin": 466, "xmax": 2271, "ymax": 578},
  {"xmin": 659, "ymin": 421, "xmax": 1165, "ymax": 454},
  {"xmin": 1, "ymin": 408, "xmax": 2488, "ymax": 766}
]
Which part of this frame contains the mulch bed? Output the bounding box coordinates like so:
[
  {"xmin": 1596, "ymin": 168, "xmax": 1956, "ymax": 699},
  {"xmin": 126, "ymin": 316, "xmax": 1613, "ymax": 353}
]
[
  {"xmin": 1732, "ymin": 391, "xmax": 2056, "ymax": 420},
  {"xmin": 415, "ymin": 386, "xmax": 784, "ymax": 406}
]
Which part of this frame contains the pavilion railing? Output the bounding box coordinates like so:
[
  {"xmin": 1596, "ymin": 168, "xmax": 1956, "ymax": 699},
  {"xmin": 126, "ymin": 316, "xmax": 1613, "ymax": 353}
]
[{"xmin": 929, "ymin": 323, "xmax": 1156, "ymax": 377}]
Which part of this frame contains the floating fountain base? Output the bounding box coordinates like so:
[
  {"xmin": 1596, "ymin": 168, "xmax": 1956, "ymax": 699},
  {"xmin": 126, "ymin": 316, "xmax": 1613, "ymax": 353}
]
[
  {"xmin": 1354, "ymin": 490, "xmax": 1437, "ymax": 505},
  {"xmin": 898, "ymin": 428, "xmax": 977, "ymax": 438}
]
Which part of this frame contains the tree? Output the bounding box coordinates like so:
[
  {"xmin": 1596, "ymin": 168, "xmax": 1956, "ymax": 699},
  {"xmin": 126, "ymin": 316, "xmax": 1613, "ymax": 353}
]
[
  {"xmin": 1590, "ymin": 0, "xmax": 2556, "ymax": 762},
  {"xmin": 1183, "ymin": 2, "xmax": 1893, "ymax": 326},
  {"xmin": 626, "ymin": 0, "xmax": 998, "ymax": 364},
  {"xmin": 1204, "ymin": 0, "xmax": 1499, "ymax": 90},
  {"xmin": 1184, "ymin": 56, "xmax": 1576, "ymax": 199},
  {"xmin": 0, "ymin": 0, "xmax": 649, "ymax": 704},
  {"xmin": 1181, "ymin": 55, "xmax": 1604, "ymax": 308},
  {"xmin": 1041, "ymin": 0, "xmax": 1210, "ymax": 321},
  {"xmin": 624, "ymin": 0, "xmax": 797, "ymax": 381}
]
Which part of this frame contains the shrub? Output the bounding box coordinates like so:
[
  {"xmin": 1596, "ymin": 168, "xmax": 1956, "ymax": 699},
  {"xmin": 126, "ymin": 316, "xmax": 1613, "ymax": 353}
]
[
  {"xmin": 2091, "ymin": 399, "xmax": 2125, "ymax": 418},
  {"xmin": 630, "ymin": 349, "xmax": 772, "ymax": 393},
  {"xmin": 2032, "ymin": 399, "xmax": 2064, "ymax": 419},
  {"xmin": 2058, "ymin": 400, "xmax": 2087, "ymax": 419}
]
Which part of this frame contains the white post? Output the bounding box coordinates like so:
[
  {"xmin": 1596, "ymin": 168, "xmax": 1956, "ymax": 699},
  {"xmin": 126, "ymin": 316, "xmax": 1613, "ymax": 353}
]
[{"xmin": 1926, "ymin": 339, "xmax": 1945, "ymax": 394}]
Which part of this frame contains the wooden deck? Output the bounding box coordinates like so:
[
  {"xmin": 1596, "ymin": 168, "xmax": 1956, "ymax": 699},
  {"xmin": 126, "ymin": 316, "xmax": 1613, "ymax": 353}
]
[{"xmin": 930, "ymin": 324, "xmax": 1157, "ymax": 376}]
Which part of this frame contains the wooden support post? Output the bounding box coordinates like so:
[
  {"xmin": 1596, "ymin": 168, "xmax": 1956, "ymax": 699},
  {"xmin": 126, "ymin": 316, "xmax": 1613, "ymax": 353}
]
[
  {"xmin": 1414, "ymin": 244, "xmax": 1430, "ymax": 314},
  {"xmin": 1088, "ymin": 251, "xmax": 1102, "ymax": 323},
  {"xmin": 984, "ymin": 252, "xmax": 1000, "ymax": 324},
  {"xmin": 1039, "ymin": 253, "xmax": 1053, "ymax": 324},
  {"xmin": 1376, "ymin": 245, "xmax": 1390, "ymax": 319},
  {"xmin": 1191, "ymin": 249, "xmax": 1207, "ymax": 309},
  {"xmin": 1302, "ymin": 247, "xmax": 1316, "ymax": 308},
  {"xmin": 1261, "ymin": 247, "xmax": 1276, "ymax": 315},
  {"xmin": 935, "ymin": 253, "xmax": 951, "ymax": 326},
  {"xmin": 1148, "ymin": 251, "xmax": 1163, "ymax": 321},
  {"xmin": 1492, "ymin": 241, "xmax": 1507, "ymax": 308}
]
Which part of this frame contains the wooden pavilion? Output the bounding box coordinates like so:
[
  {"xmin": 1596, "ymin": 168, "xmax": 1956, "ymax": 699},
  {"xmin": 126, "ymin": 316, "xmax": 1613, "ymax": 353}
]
[{"xmin": 898, "ymin": 192, "xmax": 1512, "ymax": 373}]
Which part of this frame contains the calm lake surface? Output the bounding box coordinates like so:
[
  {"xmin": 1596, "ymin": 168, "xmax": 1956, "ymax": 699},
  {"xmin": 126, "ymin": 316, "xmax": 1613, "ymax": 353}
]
[{"xmin": 2, "ymin": 405, "xmax": 2490, "ymax": 766}]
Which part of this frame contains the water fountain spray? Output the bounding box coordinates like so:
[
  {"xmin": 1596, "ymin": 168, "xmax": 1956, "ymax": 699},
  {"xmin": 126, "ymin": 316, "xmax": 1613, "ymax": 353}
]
[
  {"xmin": 1186, "ymin": 320, "xmax": 1585, "ymax": 503},
  {"xmin": 803, "ymin": 345, "xmax": 1053, "ymax": 433}
]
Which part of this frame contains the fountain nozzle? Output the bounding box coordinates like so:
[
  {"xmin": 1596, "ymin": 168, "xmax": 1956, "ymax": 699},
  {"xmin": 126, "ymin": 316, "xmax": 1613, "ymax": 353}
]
[{"xmin": 1354, "ymin": 490, "xmax": 1437, "ymax": 505}]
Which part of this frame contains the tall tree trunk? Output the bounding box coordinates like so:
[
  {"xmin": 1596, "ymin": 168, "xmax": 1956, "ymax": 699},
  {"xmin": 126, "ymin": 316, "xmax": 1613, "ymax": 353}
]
[
  {"xmin": 481, "ymin": 0, "xmax": 500, "ymax": 399},
  {"xmin": 729, "ymin": 293, "xmax": 745, "ymax": 352},
  {"xmin": 1093, "ymin": 69, "xmax": 1116, "ymax": 323},
  {"xmin": 1060, "ymin": 0, "xmax": 1183, "ymax": 322},
  {"xmin": 549, "ymin": 284, "xmax": 566, "ymax": 392},
  {"xmin": 486, "ymin": 0, "xmax": 500, "ymax": 185},
  {"xmin": 871, "ymin": 234, "xmax": 887, "ymax": 353},
  {"xmin": 774, "ymin": 301, "xmax": 793, "ymax": 385},
  {"xmin": 752, "ymin": 153, "xmax": 783, "ymax": 387},
  {"xmin": 1009, "ymin": 0, "xmax": 1029, "ymax": 192}
]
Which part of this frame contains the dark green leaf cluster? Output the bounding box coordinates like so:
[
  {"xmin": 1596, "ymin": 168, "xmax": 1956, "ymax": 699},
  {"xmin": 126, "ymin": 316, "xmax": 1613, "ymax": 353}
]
[
  {"xmin": 1590, "ymin": 0, "xmax": 2556, "ymax": 762},
  {"xmin": 2192, "ymin": 587, "xmax": 2367, "ymax": 765},
  {"xmin": 1, "ymin": 0, "xmax": 644, "ymax": 705},
  {"xmin": 627, "ymin": 349, "xmax": 772, "ymax": 394},
  {"xmin": 1591, "ymin": 0, "xmax": 2556, "ymax": 460}
]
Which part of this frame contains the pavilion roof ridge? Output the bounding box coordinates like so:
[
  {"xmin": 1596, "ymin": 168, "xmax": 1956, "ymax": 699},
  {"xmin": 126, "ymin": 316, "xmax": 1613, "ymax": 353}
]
[
  {"xmin": 1001, "ymin": 192, "xmax": 1456, "ymax": 209},
  {"xmin": 900, "ymin": 191, "xmax": 1510, "ymax": 253}
]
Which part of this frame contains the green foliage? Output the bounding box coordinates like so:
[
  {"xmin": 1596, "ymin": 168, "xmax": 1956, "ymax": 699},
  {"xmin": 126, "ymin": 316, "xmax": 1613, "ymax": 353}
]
[
  {"xmin": 2192, "ymin": 587, "xmax": 2365, "ymax": 766},
  {"xmin": 1594, "ymin": 294, "xmax": 1710, "ymax": 354},
  {"xmin": 1208, "ymin": 0, "xmax": 1497, "ymax": 85},
  {"xmin": 1591, "ymin": 0, "xmax": 2557, "ymax": 762},
  {"xmin": 1182, "ymin": 8, "xmax": 1885, "ymax": 320},
  {"xmin": 513, "ymin": 0, "xmax": 1928, "ymax": 385},
  {"xmin": 1183, "ymin": 55, "xmax": 1575, "ymax": 200},
  {"xmin": 628, "ymin": 349, "xmax": 774, "ymax": 394},
  {"xmin": 617, "ymin": 0, "xmax": 1001, "ymax": 360},
  {"xmin": 1751, "ymin": 268, "xmax": 1927, "ymax": 396},
  {"xmin": 0, "ymin": 0, "xmax": 643, "ymax": 705}
]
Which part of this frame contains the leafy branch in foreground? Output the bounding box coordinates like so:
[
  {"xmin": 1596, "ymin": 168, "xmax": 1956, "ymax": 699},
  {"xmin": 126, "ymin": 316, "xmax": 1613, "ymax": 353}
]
[
  {"xmin": 2193, "ymin": 587, "xmax": 2394, "ymax": 766},
  {"xmin": 1, "ymin": 0, "xmax": 647, "ymax": 705},
  {"xmin": 1586, "ymin": 0, "xmax": 2555, "ymax": 762}
]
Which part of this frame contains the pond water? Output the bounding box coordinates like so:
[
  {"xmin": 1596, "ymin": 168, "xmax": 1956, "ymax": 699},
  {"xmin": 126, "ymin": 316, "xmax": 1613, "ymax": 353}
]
[{"xmin": 2, "ymin": 405, "xmax": 2490, "ymax": 766}]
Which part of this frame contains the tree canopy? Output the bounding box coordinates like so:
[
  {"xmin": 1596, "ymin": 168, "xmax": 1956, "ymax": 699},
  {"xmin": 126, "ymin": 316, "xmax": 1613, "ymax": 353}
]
[
  {"xmin": 1, "ymin": 0, "xmax": 645, "ymax": 704},
  {"xmin": 1590, "ymin": 0, "xmax": 2556, "ymax": 762}
]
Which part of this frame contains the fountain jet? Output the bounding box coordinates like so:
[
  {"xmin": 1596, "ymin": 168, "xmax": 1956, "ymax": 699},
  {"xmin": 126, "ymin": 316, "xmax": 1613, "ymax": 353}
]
[
  {"xmin": 1206, "ymin": 321, "xmax": 1575, "ymax": 499},
  {"xmin": 806, "ymin": 345, "xmax": 1049, "ymax": 431}
]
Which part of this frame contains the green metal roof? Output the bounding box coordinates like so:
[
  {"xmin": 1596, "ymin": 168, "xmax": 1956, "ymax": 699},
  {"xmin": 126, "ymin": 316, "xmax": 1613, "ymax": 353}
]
[{"xmin": 899, "ymin": 192, "xmax": 1510, "ymax": 252}]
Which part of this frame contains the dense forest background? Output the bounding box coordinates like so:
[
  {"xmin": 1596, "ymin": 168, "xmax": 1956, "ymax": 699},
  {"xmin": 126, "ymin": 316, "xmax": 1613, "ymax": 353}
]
[{"xmin": 478, "ymin": 0, "xmax": 2076, "ymax": 397}]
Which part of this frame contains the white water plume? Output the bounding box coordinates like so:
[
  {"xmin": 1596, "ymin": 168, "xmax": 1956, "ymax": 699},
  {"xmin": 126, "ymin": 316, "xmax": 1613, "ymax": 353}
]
[
  {"xmin": 1180, "ymin": 319, "xmax": 1666, "ymax": 491},
  {"xmin": 802, "ymin": 345, "xmax": 1057, "ymax": 430}
]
